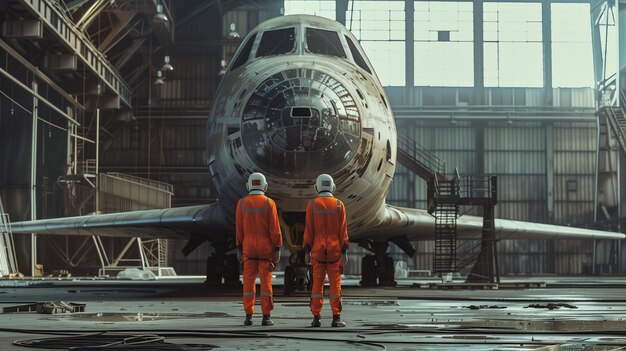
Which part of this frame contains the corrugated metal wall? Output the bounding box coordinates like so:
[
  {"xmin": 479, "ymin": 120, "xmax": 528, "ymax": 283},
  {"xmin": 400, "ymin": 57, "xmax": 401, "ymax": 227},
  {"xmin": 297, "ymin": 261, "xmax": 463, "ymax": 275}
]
[
  {"xmin": 391, "ymin": 119, "xmax": 599, "ymax": 275},
  {"xmin": 485, "ymin": 123, "xmax": 547, "ymax": 221}
]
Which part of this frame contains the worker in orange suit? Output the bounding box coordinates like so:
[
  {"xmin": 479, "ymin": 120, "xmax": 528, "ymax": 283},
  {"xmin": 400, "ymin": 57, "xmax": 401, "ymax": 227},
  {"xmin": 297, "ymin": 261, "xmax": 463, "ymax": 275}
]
[
  {"xmin": 236, "ymin": 172, "xmax": 282, "ymax": 326},
  {"xmin": 303, "ymin": 174, "xmax": 349, "ymax": 327}
]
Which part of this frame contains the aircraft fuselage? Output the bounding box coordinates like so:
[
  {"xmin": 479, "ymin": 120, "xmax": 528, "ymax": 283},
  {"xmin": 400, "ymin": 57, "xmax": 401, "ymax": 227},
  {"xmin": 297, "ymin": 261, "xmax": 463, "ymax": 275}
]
[{"xmin": 207, "ymin": 15, "xmax": 396, "ymax": 250}]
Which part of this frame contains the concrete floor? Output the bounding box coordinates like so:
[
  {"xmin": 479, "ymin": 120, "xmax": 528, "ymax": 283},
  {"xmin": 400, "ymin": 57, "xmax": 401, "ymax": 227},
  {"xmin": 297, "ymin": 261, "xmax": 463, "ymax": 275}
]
[{"xmin": 1, "ymin": 276, "xmax": 626, "ymax": 350}]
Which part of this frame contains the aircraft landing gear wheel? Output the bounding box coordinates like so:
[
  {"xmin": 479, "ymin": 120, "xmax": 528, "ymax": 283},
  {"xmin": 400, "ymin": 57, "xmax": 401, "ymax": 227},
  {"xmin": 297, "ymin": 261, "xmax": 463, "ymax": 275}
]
[
  {"xmin": 284, "ymin": 265, "xmax": 295, "ymax": 295},
  {"xmin": 360, "ymin": 255, "xmax": 377, "ymax": 286},
  {"xmin": 205, "ymin": 256, "xmax": 221, "ymax": 285},
  {"xmin": 223, "ymin": 254, "xmax": 241, "ymax": 286},
  {"xmin": 380, "ymin": 256, "xmax": 397, "ymax": 287}
]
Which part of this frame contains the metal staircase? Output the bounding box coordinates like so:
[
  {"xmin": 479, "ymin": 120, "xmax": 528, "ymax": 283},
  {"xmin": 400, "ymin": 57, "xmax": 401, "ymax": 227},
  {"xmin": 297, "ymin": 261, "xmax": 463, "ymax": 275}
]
[
  {"xmin": 604, "ymin": 90, "xmax": 626, "ymax": 155},
  {"xmin": 397, "ymin": 129, "xmax": 445, "ymax": 181},
  {"xmin": 396, "ymin": 129, "xmax": 445, "ymax": 214},
  {"xmin": 396, "ymin": 130, "xmax": 499, "ymax": 283}
]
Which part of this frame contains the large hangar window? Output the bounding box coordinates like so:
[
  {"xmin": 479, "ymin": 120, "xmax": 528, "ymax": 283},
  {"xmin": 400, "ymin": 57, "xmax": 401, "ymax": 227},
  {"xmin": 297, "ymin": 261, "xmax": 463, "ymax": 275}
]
[
  {"xmin": 306, "ymin": 28, "xmax": 346, "ymax": 58},
  {"xmin": 284, "ymin": 0, "xmax": 336, "ymax": 20},
  {"xmin": 414, "ymin": 1, "xmax": 474, "ymax": 87},
  {"xmin": 484, "ymin": 2, "xmax": 543, "ymax": 87},
  {"xmin": 551, "ymin": 3, "xmax": 593, "ymax": 88},
  {"xmin": 346, "ymin": 0, "xmax": 405, "ymax": 86},
  {"xmin": 256, "ymin": 28, "xmax": 297, "ymax": 57}
]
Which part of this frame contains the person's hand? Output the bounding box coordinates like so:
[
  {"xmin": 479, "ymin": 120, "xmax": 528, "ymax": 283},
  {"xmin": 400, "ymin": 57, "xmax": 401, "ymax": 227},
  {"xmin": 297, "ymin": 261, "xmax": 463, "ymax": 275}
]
[
  {"xmin": 273, "ymin": 248, "xmax": 281, "ymax": 264},
  {"xmin": 236, "ymin": 246, "xmax": 243, "ymax": 263},
  {"xmin": 340, "ymin": 252, "xmax": 348, "ymax": 266}
]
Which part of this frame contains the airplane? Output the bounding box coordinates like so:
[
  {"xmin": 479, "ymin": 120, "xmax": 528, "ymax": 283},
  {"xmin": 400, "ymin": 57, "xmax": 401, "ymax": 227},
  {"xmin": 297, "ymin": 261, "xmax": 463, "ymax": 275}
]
[{"xmin": 7, "ymin": 15, "xmax": 624, "ymax": 290}]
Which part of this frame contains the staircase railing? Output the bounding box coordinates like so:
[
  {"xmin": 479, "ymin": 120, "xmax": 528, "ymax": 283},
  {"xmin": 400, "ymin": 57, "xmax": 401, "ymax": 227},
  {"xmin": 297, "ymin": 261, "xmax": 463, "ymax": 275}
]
[
  {"xmin": 604, "ymin": 102, "xmax": 626, "ymax": 155},
  {"xmin": 397, "ymin": 129, "xmax": 445, "ymax": 177}
]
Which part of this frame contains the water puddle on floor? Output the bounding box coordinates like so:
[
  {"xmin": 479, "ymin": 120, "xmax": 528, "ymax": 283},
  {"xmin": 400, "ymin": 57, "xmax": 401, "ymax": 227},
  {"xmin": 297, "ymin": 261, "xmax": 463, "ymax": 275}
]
[
  {"xmin": 281, "ymin": 299, "xmax": 398, "ymax": 307},
  {"xmin": 56, "ymin": 312, "xmax": 230, "ymax": 322}
]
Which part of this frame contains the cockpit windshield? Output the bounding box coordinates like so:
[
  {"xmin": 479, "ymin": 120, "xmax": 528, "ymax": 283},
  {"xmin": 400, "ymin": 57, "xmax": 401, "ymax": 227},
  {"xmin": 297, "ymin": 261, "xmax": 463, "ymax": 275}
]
[
  {"xmin": 305, "ymin": 28, "xmax": 346, "ymax": 58},
  {"xmin": 256, "ymin": 28, "xmax": 296, "ymax": 57}
]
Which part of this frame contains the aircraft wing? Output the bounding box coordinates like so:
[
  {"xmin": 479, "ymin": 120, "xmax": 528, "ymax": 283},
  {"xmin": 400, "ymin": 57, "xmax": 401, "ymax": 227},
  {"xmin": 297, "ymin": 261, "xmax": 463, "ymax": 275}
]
[
  {"xmin": 8, "ymin": 203, "xmax": 233, "ymax": 242},
  {"xmin": 358, "ymin": 204, "xmax": 624, "ymax": 241}
]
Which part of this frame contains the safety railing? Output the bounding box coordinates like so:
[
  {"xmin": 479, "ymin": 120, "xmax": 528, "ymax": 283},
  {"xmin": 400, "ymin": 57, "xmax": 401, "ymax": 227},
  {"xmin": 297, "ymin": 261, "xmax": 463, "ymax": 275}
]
[{"xmin": 397, "ymin": 129, "xmax": 445, "ymax": 176}]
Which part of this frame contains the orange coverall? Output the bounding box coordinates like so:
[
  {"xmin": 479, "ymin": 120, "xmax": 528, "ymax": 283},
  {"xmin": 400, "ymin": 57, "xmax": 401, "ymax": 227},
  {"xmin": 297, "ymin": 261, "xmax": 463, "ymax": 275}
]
[
  {"xmin": 302, "ymin": 195, "xmax": 349, "ymax": 317},
  {"xmin": 236, "ymin": 194, "xmax": 282, "ymax": 316}
]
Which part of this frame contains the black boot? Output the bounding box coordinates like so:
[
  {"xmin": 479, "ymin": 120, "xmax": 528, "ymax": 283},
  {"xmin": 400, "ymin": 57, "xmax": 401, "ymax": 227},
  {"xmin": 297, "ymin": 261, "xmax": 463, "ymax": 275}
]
[
  {"xmin": 311, "ymin": 315, "xmax": 321, "ymax": 327},
  {"xmin": 262, "ymin": 315, "xmax": 273, "ymax": 326},
  {"xmin": 244, "ymin": 314, "xmax": 253, "ymax": 326},
  {"xmin": 331, "ymin": 315, "xmax": 345, "ymax": 327}
]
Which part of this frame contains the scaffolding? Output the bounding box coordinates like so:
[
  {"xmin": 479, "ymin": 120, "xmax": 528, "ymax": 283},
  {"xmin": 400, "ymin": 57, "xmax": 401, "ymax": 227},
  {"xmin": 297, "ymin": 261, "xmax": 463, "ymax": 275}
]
[{"xmin": 95, "ymin": 172, "xmax": 175, "ymax": 277}]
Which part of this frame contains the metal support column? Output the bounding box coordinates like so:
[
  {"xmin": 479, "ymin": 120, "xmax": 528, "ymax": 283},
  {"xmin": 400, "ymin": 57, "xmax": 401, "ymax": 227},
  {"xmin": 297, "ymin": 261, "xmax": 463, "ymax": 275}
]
[
  {"xmin": 30, "ymin": 80, "xmax": 38, "ymax": 277},
  {"xmin": 406, "ymin": 0, "xmax": 415, "ymax": 105},
  {"xmin": 542, "ymin": 0, "xmax": 553, "ymax": 105},
  {"xmin": 546, "ymin": 123, "xmax": 555, "ymax": 223},
  {"xmin": 336, "ymin": 0, "xmax": 348, "ymax": 25},
  {"xmin": 95, "ymin": 109, "xmax": 100, "ymax": 212},
  {"xmin": 473, "ymin": 0, "xmax": 484, "ymax": 104},
  {"xmin": 617, "ymin": 0, "xmax": 623, "ymax": 93}
]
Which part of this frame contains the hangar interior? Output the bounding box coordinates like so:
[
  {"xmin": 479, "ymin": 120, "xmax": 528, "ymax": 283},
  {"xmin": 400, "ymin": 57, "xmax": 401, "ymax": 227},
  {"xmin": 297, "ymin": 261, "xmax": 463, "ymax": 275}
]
[{"xmin": 0, "ymin": 0, "xmax": 625, "ymax": 281}]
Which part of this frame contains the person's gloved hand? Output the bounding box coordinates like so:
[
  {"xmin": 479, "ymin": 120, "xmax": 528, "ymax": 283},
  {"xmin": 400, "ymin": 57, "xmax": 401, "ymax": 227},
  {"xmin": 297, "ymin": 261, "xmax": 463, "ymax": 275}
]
[
  {"xmin": 273, "ymin": 247, "xmax": 281, "ymax": 264},
  {"xmin": 340, "ymin": 246, "xmax": 348, "ymax": 265},
  {"xmin": 304, "ymin": 245, "xmax": 311, "ymax": 265},
  {"xmin": 340, "ymin": 252, "xmax": 348, "ymax": 266},
  {"xmin": 236, "ymin": 245, "xmax": 243, "ymax": 263}
]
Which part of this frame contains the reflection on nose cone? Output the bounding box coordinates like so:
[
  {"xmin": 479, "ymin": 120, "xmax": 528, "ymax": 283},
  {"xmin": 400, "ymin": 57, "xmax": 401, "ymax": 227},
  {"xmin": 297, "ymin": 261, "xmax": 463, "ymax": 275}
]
[{"xmin": 242, "ymin": 68, "xmax": 361, "ymax": 178}]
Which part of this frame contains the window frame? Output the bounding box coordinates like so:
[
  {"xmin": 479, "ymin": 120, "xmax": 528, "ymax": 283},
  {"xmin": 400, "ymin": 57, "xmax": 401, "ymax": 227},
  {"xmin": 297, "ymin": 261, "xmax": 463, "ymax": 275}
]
[
  {"xmin": 304, "ymin": 27, "xmax": 347, "ymax": 59},
  {"xmin": 345, "ymin": 35, "xmax": 373, "ymax": 75},
  {"xmin": 255, "ymin": 27, "xmax": 298, "ymax": 58},
  {"xmin": 229, "ymin": 32, "xmax": 258, "ymax": 72}
]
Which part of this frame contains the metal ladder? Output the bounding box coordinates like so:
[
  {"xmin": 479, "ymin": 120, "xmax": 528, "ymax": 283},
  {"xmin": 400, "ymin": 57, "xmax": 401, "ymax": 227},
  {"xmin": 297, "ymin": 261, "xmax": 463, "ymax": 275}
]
[{"xmin": 433, "ymin": 201, "xmax": 458, "ymax": 273}]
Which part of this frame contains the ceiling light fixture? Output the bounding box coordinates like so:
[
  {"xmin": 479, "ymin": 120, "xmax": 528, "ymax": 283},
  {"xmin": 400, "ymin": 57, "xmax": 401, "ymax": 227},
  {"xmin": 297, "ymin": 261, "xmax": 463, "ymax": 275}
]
[
  {"xmin": 153, "ymin": 4, "xmax": 168, "ymax": 23},
  {"xmin": 226, "ymin": 23, "xmax": 240, "ymax": 39},
  {"xmin": 217, "ymin": 59, "xmax": 227, "ymax": 77},
  {"xmin": 154, "ymin": 70, "xmax": 165, "ymax": 85},
  {"xmin": 161, "ymin": 55, "xmax": 173, "ymax": 71}
]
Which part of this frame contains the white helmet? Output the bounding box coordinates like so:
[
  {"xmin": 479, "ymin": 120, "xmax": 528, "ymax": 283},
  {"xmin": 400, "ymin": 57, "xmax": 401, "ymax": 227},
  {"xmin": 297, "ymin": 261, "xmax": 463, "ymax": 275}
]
[
  {"xmin": 247, "ymin": 172, "xmax": 268, "ymax": 192},
  {"xmin": 315, "ymin": 174, "xmax": 335, "ymax": 194}
]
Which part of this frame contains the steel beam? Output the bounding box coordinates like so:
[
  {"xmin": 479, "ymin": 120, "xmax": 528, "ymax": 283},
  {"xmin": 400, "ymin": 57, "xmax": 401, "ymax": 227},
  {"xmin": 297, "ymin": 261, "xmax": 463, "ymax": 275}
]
[
  {"xmin": 16, "ymin": 0, "xmax": 131, "ymax": 107},
  {"xmin": 0, "ymin": 39, "xmax": 84, "ymax": 110}
]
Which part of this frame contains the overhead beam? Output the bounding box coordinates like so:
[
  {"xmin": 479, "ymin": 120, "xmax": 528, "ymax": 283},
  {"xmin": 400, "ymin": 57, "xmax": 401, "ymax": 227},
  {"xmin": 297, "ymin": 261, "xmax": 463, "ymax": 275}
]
[
  {"xmin": 0, "ymin": 39, "xmax": 84, "ymax": 110},
  {"xmin": 76, "ymin": 0, "xmax": 111, "ymax": 31},
  {"xmin": 114, "ymin": 37, "xmax": 147, "ymax": 69},
  {"xmin": 15, "ymin": 0, "xmax": 132, "ymax": 107},
  {"xmin": 65, "ymin": 0, "xmax": 90, "ymax": 11},
  {"xmin": 98, "ymin": 11, "xmax": 137, "ymax": 53}
]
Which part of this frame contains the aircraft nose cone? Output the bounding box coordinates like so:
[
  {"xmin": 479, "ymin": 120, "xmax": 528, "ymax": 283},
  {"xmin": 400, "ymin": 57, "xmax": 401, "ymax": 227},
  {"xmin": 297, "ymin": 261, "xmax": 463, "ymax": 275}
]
[{"xmin": 241, "ymin": 68, "xmax": 361, "ymax": 178}]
